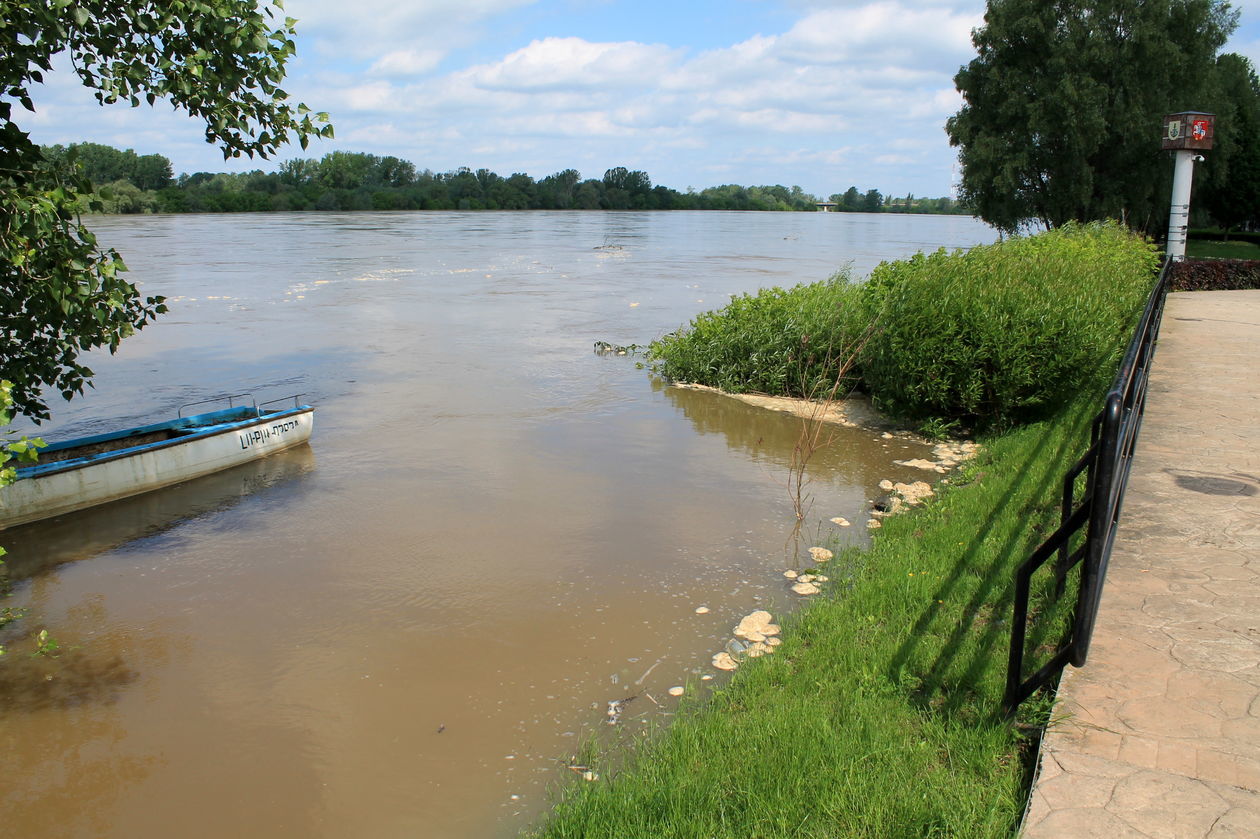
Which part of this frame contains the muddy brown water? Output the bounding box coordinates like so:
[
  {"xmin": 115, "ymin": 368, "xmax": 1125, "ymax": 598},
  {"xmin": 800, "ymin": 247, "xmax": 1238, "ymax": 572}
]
[{"xmin": 0, "ymin": 211, "xmax": 994, "ymax": 838}]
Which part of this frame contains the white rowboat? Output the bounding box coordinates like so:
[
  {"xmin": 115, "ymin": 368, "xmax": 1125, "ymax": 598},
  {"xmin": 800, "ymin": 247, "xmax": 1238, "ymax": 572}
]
[{"xmin": 1, "ymin": 401, "xmax": 314, "ymax": 530}]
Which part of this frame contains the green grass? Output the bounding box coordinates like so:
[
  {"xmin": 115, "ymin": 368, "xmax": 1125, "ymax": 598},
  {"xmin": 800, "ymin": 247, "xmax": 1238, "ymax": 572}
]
[
  {"xmin": 1185, "ymin": 239, "xmax": 1260, "ymax": 260},
  {"xmin": 531, "ymin": 396, "xmax": 1096, "ymax": 839}
]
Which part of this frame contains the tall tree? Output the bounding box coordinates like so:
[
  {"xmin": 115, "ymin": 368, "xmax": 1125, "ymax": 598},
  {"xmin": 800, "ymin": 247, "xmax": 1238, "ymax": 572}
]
[
  {"xmin": 1, "ymin": 1, "xmax": 332, "ymax": 419},
  {"xmin": 1198, "ymin": 53, "xmax": 1260, "ymax": 231},
  {"xmin": 947, "ymin": 0, "xmax": 1238, "ymax": 234}
]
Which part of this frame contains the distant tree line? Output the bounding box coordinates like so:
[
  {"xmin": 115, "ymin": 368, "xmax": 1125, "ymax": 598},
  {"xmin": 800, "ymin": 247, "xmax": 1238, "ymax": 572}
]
[
  {"xmin": 44, "ymin": 143, "xmax": 969, "ymax": 216},
  {"xmin": 825, "ymin": 186, "xmax": 961, "ymax": 215}
]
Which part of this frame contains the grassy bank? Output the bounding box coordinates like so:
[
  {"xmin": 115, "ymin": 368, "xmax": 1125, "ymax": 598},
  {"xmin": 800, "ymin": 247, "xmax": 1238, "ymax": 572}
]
[
  {"xmin": 1186, "ymin": 238, "xmax": 1260, "ymax": 260},
  {"xmin": 532, "ymin": 224, "xmax": 1161, "ymax": 837},
  {"xmin": 533, "ymin": 397, "xmax": 1095, "ymax": 837}
]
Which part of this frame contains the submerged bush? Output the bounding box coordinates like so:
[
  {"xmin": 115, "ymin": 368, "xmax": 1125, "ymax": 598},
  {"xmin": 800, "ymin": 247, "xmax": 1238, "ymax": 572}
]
[
  {"xmin": 648, "ymin": 270, "xmax": 868, "ymax": 397},
  {"xmin": 649, "ymin": 222, "xmax": 1160, "ymax": 429},
  {"xmin": 860, "ymin": 222, "xmax": 1160, "ymax": 427}
]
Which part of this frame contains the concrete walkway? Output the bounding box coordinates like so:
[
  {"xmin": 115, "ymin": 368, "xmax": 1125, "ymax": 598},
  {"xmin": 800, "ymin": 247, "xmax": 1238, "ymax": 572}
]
[{"xmin": 1023, "ymin": 290, "xmax": 1260, "ymax": 838}]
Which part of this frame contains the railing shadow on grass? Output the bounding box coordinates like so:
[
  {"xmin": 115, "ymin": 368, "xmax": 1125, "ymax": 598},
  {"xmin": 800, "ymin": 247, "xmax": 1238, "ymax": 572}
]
[
  {"xmin": 884, "ymin": 258, "xmax": 1171, "ymax": 721},
  {"xmin": 1003, "ymin": 259, "xmax": 1171, "ymax": 715},
  {"xmin": 885, "ymin": 396, "xmax": 1094, "ymax": 721}
]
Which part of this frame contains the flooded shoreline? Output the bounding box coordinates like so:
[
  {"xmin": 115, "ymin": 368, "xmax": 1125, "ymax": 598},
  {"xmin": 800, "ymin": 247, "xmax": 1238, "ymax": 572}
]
[{"xmin": 0, "ymin": 211, "xmax": 995, "ymax": 837}]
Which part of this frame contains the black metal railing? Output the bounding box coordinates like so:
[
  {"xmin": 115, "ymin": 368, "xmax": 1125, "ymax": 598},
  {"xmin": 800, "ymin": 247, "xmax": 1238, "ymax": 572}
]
[{"xmin": 1004, "ymin": 259, "xmax": 1172, "ymax": 714}]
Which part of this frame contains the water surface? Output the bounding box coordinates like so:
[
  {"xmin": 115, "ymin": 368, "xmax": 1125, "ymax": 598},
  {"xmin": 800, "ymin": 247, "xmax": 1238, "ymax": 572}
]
[{"xmin": 1, "ymin": 211, "xmax": 994, "ymax": 838}]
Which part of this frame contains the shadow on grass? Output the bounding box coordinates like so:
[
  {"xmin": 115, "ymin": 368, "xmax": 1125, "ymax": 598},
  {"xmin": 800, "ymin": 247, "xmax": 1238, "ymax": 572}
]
[{"xmin": 887, "ymin": 398, "xmax": 1097, "ymax": 721}]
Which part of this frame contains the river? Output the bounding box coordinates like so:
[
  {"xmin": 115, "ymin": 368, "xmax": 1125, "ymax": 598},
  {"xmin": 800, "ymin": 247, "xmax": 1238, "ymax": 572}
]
[{"xmin": 0, "ymin": 210, "xmax": 995, "ymax": 838}]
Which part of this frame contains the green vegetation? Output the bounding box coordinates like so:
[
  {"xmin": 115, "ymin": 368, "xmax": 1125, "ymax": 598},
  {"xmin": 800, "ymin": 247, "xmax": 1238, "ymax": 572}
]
[
  {"xmin": 44, "ymin": 144, "xmax": 970, "ymax": 217},
  {"xmin": 651, "ymin": 223, "xmax": 1160, "ymax": 430},
  {"xmin": 647, "ymin": 272, "xmax": 870, "ymax": 397},
  {"xmin": 1, "ymin": 1, "xmax": 329, "ymax": 420},
  {"xmin": 1, "ymin": 381, "xmax": 45, "ymax": 657},
  {"xmin": 543, "ymin": 224, "xmax": 1166, "ymax": 836},
  {"xmin": 1185, "ymin": 238, "xmax": 1260, "ymax": 259},
  {"xmin": 1198, "ymin": 53, "xmax": 1260, "ymax": 234},
  {"xmin": 533, "ymin": 397, "xmax": 1098, "ymax": 838},
  {"xmin": 947, "ymin": 0, "xmax": 1250, "ymax": 235},
  {"xmin": 860, "ymin": 225, "xmax": 1160, "ymax": 426}
]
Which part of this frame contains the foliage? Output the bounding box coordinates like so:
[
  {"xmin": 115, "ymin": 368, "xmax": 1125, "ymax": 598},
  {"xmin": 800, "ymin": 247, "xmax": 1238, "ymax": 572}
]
[
  {"xmin": 44, "ymin": 142, "xmax": 173, "ymax": 190},
  {"xmin": 1188, "ymin": 227, "xmax": 1260, "ymax": 246},
  {"xmin": 649, "ymin": 223, "xmax": 1161, "ymax": 430},
  {"xmin": 1, "ymin": 0, "xmax": 332, "ymax": 419},
  {"xmin": 861, "ymin": 223, "xmax": 1160, "ymax": 427},
  {"xmin": 49, "ymin": 142, "xmax": 973, "ymax": 217},
  {"xmin": 1169, "ymin": 257, "xmax": 1260, "ymax": 290},
  {"xmin": 947, "ymin": 0, "xmax": 1238, "ymax": 234},
  {"xmin": 1185, "ymin": 238, "xmax": 1260, "ymax": 259},
  {"xmin": 1197, "ymin": 54, "xmax": 1260, "ymax": 232},
  {"xmin": 647, "ymin": 272, "xmax": 869, "ymax": 397},
  {"xmin": 1, "ymin": 381, "xmax": 45, "ymax": 656},
  {"xmin": 532, "ymin": 396, "xmax": 1100, "ymax": 838}
]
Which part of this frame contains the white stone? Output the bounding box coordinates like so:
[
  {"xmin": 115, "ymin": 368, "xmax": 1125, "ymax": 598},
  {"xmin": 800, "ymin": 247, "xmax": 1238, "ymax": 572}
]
[
  {"xmin": 867, "ymin": 519, "xmax": 882, "ymax": 529},
  {"xmin": 878, "ymin": 479, "xmax": 894, "ymax": 491},
  {"xmin": 743, "ymin": 630, "xmax": 766, "ymax": 643},
  {"xmin": 797, "ymin": 574, "xmax": 817, "ymax": 584},
  {"xmin": 766, "ymin": 637, "xmax": 782, "ymax": 647},
  {"xmin": 701, "ymin": 674, "xmax": 713, "ymax": 681},
  {"xmin": 762, "ymin": 624, "xmax": 780, "ymax": 636},
  {"xmin": 892, "ymin": 481, "xmax": 934, "ymax": 504},
  {"xmin": 809, "ymin": 547, "xmax": 833, "ymax": 563},
  {"xmin": 895, "ymin": 458, "xmax": 939, "ymax": 471},
  {"xmin": 830, "ymin": 517, "xmax": 851, "ymax": 527},
  {"xmin": 668, "ymin": 686, "xmax": 684, "ymax": 697},
  {"xmin": 735, "ymin": 610, "xmax": 774, "ymax": 637},
  {"xmin": 695, "ymin": 606, "xmax": 710, "ymax": 614},
  {"xmin": 792, "ymin": 582, "xmax": 821, "ymax": 595},
  {"xmin": 783, "ymin": 569, "xmax": 799, "ymax": 579},
  {"xmin": 815, "ymin": 576, "xmax": 828, "ymax": 583},
  {"xmin": 712, "ymin": 652, "xmax": 739, "ymax": 671}
]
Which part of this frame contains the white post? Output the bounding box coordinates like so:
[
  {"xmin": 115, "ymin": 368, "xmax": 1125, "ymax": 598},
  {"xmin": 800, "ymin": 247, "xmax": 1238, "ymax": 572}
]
[{"xmin": 1166, "ymin": 149, "xmax": 1197, "ymax": 261}]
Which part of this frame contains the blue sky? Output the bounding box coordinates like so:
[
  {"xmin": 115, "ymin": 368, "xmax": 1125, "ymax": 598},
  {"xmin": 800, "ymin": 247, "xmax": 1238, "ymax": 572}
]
[{"xmin": 25, "ymin": 0, "xmax": 1260, "ymax": 198}]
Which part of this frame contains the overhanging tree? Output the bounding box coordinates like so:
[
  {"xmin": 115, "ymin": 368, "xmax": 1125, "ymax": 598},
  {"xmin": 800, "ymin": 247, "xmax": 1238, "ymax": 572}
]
[
  {"xmin": 1, "ymin": 0, "xmax": 332, "ymax": 420},
  {"xmin": 947, "ymin": 0, "xmax": 1238, "ymax": 234}
]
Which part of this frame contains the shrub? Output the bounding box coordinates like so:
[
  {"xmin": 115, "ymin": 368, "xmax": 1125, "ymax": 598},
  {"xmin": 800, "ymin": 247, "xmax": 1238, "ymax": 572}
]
[
  {"xmin": 648, "ymin": 271, "xmax": 869, "ymax": 397},
  {"xmin": 860, "ymin": 222, "xmax": 1160, "ymax": 428},
  {"xmin": 1169, "ymin": 258, "xmax": 1260, "ymax": 291}
]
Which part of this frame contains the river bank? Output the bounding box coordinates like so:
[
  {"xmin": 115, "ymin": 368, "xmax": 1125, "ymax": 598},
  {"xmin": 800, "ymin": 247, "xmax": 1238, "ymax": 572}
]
[
  {"xmin": 534, "ymin": 224, "xmax": 1161, "ymax": 836},
  {"xmin": 531, "ymin": 393, "xmax": 1097, "ymax": 837}
]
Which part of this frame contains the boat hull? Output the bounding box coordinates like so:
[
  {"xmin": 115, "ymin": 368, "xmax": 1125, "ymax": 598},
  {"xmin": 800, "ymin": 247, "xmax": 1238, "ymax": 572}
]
[{"xmin": 0, "ymin": 406, "xmax": 314, "ymax": 530}]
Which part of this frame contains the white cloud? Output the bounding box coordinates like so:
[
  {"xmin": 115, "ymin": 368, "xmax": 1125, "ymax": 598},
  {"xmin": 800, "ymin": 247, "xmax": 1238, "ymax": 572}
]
[
  {"xmin": 286, "ymin": 0, "xmax": 536, "ymax": 60},
  {"xmin": 21, "ymin": 1, "xmax": 994, "ymax": 195},
  {"xmin": 370, "ymin": 50, "xmax": 445, "ymax": 77},
  {"xmin": 468, "ymin": 37, "xmax": 681, "ymax": 92}
]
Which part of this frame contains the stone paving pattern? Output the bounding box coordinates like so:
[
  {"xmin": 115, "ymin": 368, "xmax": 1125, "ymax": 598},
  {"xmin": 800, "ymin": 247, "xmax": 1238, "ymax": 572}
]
[{"xmin": 1023, "ymin": 291, "xmax": 1260, "ymax": 838}]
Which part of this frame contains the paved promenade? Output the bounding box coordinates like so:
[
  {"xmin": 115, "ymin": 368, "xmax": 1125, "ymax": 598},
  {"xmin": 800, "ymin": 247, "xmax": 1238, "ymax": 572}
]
[{"xmin": 1023, "ymin": 290, "xmax": 1260, "ymax": 838}]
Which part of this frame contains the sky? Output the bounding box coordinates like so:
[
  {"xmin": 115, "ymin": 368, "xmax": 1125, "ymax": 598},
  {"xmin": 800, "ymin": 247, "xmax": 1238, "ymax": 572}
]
[{"xmin": 23, "ymin": 0, "xmax": 1260, "ymax": 199}]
